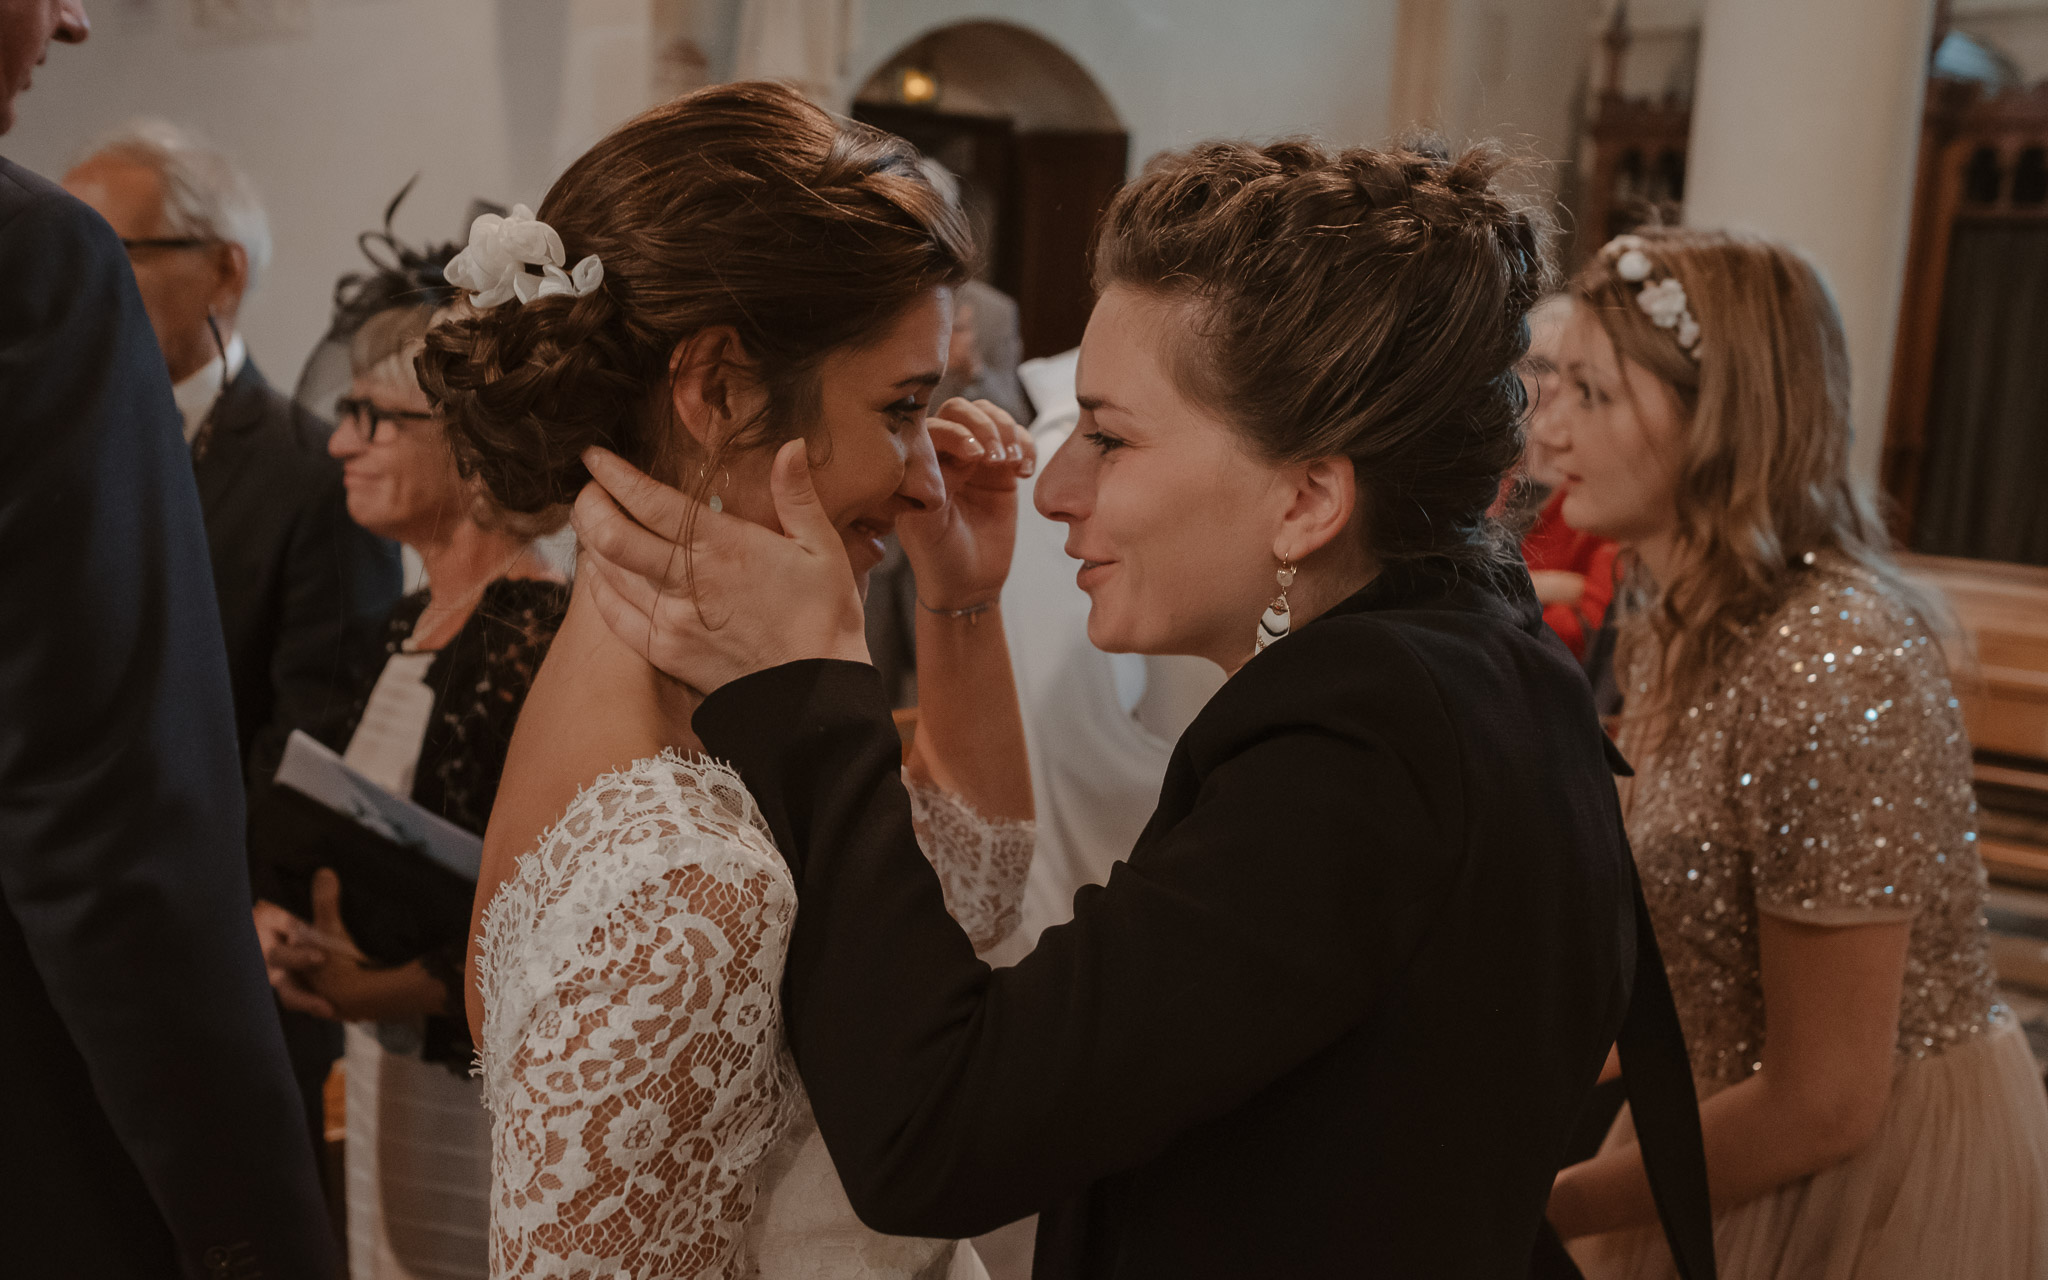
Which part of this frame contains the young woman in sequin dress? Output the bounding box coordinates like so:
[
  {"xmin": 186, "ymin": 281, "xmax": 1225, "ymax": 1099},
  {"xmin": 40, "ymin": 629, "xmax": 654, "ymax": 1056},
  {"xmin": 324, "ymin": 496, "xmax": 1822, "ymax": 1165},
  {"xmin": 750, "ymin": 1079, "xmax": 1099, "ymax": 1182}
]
[{"xmin": 1539, "ymin": 229, "xmax": 2048, "ymax": 1278}]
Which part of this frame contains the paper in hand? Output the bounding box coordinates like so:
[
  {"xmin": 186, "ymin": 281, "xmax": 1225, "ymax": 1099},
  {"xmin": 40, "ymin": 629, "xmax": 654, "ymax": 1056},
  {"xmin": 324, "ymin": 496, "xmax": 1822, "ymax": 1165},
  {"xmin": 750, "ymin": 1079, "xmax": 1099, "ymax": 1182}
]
[{"xmin": 273, "ymin": 729, "xmax": 483, "ymax": 881}]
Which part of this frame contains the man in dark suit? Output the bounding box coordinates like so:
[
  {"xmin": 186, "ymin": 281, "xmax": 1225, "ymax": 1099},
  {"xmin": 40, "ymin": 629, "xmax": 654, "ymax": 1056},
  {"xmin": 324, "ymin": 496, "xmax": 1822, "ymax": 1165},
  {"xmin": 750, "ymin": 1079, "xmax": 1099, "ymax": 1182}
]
[
  {"xmin": 64, "ymin": 120, "xmax": 402, "ymax": 792},
  {"xmin": 64, "ymin": 120, "xmax": 403, "ymax": 1150},
  {"xmin": 0, "ymin": 5, "xmax": 341, "ymax": 1274}
]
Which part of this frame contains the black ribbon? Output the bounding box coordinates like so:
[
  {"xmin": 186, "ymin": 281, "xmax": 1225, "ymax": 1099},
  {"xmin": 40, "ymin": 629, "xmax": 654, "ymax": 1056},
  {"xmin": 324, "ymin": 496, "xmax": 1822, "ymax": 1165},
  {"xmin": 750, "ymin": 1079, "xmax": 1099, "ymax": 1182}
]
[{"xmin": 1532, "ymin": 866, "xmax": 1718, "ymax": 1280}]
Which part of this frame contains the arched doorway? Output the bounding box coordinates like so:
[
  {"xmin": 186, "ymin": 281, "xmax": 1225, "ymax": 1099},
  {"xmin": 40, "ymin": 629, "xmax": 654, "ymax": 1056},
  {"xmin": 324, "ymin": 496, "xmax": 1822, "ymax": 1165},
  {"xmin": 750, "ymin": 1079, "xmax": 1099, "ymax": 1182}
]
[{"xmin": 852, "ymin": 21, "xmax": 1128, "ymax": 359}]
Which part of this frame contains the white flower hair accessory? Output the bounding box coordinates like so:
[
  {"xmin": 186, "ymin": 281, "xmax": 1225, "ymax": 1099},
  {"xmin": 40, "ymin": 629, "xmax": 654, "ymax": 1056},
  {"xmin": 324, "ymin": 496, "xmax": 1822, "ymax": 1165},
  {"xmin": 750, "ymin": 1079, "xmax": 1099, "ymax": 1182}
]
[
  {"xmin": 1602, "ymin": 234, "xmax": 1701, "ymax": 358},
  {"xmin": 444, "ymin": 204, "xmax": 603, "ymax": 309}
]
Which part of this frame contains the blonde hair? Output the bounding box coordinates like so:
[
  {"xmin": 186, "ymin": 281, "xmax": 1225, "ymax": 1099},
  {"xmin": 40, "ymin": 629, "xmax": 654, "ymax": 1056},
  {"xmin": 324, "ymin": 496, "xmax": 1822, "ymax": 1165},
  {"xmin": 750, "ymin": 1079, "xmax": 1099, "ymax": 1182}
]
[
  {"xmin": 349, "ymin": 303, "xmax": 568, "ymax": 540},
  {"xmin": 349, "ymin": 302, "xmax": 442, "ymax": 386},
  {"xmin": 1571, "ymin": 229, "xmax": 1932, "ymax": 743}
]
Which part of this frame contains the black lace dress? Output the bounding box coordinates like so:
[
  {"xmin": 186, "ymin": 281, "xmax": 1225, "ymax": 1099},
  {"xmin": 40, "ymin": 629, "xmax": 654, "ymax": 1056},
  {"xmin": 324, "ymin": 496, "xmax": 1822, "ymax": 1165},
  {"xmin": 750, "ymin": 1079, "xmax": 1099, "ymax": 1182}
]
[{"xmin": 334, "ymin": 576, "xmax": 568, "ymax": 1072}]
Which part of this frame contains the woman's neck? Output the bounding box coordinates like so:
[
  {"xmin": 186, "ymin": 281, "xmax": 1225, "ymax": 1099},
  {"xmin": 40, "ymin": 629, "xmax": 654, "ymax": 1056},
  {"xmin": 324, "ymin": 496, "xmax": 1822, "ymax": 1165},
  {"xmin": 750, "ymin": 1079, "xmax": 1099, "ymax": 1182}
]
[
  {"xmin": 1629, "ymin": 528, "xmax": 1680, "ymax": 592},
  {"xmin": 543, "ymin": 575, "xmax": 706, "ymax": 758},
  {"xmin": 463, "ymin": 560, "xmax": 703, "ymax": 1041},
  {"xmin": 414, "ymin": 521, "xmax": 537, "ymax": 615}
]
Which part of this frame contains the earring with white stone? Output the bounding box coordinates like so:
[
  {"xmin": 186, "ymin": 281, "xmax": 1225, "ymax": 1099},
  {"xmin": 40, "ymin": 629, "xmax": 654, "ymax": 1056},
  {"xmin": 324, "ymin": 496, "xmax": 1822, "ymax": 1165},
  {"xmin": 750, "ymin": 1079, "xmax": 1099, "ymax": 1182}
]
[{"xmin": 1255, "ymin": 559, "xmax": 1297, "ymax": 655}]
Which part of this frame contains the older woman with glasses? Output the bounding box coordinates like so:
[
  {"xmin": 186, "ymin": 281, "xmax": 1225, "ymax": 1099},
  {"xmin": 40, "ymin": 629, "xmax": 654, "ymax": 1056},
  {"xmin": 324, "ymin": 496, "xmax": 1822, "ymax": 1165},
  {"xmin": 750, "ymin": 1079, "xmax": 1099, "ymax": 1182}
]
[{"xmin": 252, "ymin": 228, "xmax": 567, "ymax": 1280}]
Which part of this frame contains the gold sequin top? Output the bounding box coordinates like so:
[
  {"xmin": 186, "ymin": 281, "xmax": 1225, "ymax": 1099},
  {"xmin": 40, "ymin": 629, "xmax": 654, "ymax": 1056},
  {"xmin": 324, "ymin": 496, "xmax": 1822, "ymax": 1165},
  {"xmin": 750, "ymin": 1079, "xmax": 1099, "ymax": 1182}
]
[{"xmin": 1621, "ymin": 557, "xmax": 1997, "ymax": 1092}]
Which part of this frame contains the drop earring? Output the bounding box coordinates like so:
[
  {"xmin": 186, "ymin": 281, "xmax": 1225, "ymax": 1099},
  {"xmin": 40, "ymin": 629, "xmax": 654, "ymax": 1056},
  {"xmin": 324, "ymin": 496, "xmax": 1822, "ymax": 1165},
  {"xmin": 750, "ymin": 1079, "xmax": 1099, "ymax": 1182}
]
[
  {"xmin": 1255, "ymin": 559, "xmax": 1296, "ymax": 655},
  {"xmin": 704, "ymin": 467, "xmax": 730, "ymax": 513}
]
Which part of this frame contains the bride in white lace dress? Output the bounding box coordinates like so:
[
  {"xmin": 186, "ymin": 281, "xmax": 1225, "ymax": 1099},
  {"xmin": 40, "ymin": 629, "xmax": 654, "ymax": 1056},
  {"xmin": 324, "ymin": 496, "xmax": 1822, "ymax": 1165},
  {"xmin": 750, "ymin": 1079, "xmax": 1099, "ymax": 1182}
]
[
  {"xmin": 415, "ymin": 84, "xmax": 1038, "ymax": 1278},
  {"xmin": 473, "ymin": 751, "xmax": 1029, "ymax": 1280}
]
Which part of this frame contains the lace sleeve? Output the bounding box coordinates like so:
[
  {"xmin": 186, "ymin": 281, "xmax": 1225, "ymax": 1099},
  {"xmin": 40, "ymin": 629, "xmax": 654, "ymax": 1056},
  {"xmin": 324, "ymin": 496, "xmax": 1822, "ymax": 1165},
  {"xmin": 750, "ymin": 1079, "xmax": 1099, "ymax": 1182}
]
[
  {"xmin": 478, "ymin": 755, "xmax": 800, "ymax": 1280},
  {"xmin": 905, "ymin": 775, "xmax": 1035, "ymax": 952}
]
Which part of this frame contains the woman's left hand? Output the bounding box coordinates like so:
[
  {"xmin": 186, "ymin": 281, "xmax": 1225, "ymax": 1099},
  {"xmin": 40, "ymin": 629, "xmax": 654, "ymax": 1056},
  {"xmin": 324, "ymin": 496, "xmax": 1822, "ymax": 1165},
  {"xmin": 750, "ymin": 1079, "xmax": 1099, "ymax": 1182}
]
[
  {"xmin": 575, "ymin": 440, "xmax": 872, "ymax": 694},
  {"xmin": 253, "ymin": 899, "xmax": 340, "ymax": 1019},
  {"xmin": 292, "ymin": 869, "xmax": 451, "ymax": 1023},
  {"xmin": 897, "ymin": 397, "xmax": 1036, "ymax": 610}
]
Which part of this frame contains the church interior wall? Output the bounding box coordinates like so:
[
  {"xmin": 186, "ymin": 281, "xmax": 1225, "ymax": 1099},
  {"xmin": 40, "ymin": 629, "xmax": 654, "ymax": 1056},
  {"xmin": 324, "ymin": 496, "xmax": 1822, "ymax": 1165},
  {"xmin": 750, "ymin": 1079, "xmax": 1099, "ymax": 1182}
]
[
  {"xmin": 843, "ymin": 0, "xmax": 1400, "ymax": 181},
  {"xmin": 1952, "ymin": 0, "xmax": 2048, "ymax": 81},
  {"xmin": 24, "ymin": 0, "xmax": 2031, "ymax": 389},
  {"xmin": 3, "ymin": 0, "xmax": 655, "ymax": 387},
  {"xmin": 1601, "ymin": 0, "xmax": 2048, "ymax": 92}
]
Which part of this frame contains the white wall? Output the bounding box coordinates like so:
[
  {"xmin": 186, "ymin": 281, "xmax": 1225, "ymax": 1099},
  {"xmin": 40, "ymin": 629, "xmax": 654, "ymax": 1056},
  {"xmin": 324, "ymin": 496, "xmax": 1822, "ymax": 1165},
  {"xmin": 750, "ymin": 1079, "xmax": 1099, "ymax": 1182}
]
[
  {"xmin": 844, "ymin": 0, "xmax": 1401, "ymax": 173},
  {"xmin": 1686, "ymin": 0, "xmax": 1938, "ymax": 487},
  {"xmin": 3, "ymin": 0, "xmax": 655, "ymax": 390}
]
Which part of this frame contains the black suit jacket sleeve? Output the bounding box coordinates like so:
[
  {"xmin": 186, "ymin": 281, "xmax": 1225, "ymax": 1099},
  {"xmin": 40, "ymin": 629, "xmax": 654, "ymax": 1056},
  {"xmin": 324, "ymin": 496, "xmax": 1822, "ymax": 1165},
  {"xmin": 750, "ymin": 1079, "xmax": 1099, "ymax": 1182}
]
[
  {"xmin": 247, "ymin": 458, "xmax": 396, "ymax": 787},
  {"xmin": 694, "ymin": 658, "xmax": 1461, "ymax": 1238},
  {"xmin": 0, "ymin": 163, "xmax": 339, "ymax": 1278},
  {"xmin": 196, "ymin": 361, "xmax": 401, "ymax": 790}
]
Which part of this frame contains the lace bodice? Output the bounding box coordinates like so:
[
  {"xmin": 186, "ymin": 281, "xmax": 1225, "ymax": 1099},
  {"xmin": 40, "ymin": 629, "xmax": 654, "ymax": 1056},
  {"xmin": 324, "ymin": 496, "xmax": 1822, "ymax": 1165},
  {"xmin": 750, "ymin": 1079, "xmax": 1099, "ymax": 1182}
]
[{"xmin": 476, "ymin": 752, "xmax": 1032, "ymax": 1279}]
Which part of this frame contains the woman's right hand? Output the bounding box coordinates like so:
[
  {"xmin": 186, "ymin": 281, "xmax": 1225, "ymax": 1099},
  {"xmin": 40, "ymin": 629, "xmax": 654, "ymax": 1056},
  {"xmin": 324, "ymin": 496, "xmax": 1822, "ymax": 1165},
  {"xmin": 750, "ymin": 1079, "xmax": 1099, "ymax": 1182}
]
[
  {"xmin": 897, "ymin": 397, "xmax": 1034, "ymax": 610},
  {"xmin": 253, "ymin": 899, "xmax": 338, "ymax": 1019}
]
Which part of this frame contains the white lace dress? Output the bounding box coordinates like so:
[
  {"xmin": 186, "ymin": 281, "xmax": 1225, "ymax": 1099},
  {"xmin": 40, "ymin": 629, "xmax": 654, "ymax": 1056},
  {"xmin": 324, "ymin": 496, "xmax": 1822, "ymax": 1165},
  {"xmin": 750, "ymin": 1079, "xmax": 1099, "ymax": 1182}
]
[{"xmin": 475, "ymin": 752, "xmax": 1033, "ymax": 1279}]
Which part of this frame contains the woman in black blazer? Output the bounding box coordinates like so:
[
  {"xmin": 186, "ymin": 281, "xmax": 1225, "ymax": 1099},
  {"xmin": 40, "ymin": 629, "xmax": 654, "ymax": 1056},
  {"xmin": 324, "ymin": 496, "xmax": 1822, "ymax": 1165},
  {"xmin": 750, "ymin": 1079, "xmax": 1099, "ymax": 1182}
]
[{"xmin": 570, "ymin": 139, "xmax": 1713, "ymax": 1278}]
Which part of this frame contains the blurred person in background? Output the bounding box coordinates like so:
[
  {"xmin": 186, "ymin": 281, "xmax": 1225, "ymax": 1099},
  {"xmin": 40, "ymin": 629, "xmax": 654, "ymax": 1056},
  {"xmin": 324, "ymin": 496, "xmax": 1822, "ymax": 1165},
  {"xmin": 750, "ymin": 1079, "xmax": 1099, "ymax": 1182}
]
[
  {"xmin": 937, "ymin": 283, "xmax": 1028, "ymax": 420},
  {"xmin": 64, "ymin": 120, "xmax": 403, "ymax": 791},
  {"xmin": 920, "ymin": 159, "xmax": 1027, "ymax": 422},
  {"xmin": 254, "ymin": 231, "xmax": 569, "ymax": 1280},
  {"xmin": 1, "ymin": 1, "xmax": 341, "ymax": 1273},
  {"xmin": 1544, "ymin": 230, "xmax": 2048, "ymax": 1278},
  {"xmin": 867, "ymin": 162, "xmax": 1033, "ymax": 707},
  {"xmin": 1518, "ymin": 293, "xmax": 1619, "ymax": 664}
]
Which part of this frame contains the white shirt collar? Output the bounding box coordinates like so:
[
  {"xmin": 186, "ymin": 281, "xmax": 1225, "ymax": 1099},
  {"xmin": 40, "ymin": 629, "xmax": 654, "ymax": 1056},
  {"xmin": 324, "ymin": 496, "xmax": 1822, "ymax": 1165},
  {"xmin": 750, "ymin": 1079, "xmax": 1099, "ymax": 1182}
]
[{"xmin": 172, "ymin": 331, "xmax": 248, "ymax": 446}]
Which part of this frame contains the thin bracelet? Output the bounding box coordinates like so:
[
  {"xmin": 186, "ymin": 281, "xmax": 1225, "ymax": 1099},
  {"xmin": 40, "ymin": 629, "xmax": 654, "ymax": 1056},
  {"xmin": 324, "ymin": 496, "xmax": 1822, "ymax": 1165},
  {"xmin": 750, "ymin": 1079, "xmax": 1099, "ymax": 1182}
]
[{"xmin": 918, "ymin": 597, "xmax": 997, "ymax": 621}]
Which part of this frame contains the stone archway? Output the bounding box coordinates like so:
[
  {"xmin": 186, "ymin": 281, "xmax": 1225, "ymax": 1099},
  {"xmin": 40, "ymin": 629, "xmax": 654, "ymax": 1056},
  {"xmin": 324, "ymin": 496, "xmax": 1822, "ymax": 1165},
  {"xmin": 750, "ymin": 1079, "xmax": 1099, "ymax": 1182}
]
[{"xmin": 853, "ymin": 21, "xmax": 1128, "ymax": 358}]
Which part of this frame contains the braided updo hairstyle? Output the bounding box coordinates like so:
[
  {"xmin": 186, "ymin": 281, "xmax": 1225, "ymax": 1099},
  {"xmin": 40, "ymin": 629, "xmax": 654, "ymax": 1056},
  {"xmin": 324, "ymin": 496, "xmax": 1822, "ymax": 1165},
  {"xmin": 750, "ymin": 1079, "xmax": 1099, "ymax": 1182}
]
[
  {"xmin": 1093, "ymin": 140, "xmax": 1552, "ymax": 572},
  {"xmin": 418, "ymin": 82, "xmax": 973, "ymax": 516}
]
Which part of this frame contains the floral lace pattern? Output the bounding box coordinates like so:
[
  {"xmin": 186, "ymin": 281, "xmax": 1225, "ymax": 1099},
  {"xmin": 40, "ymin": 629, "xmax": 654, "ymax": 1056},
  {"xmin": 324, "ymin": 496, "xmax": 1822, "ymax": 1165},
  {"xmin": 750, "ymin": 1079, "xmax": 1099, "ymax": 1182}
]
[
  {"xmin": 905, "ymin": 779, "xmax": 1035, "ymax": 953},
  {"xmin": 478, "ymin": 752, "xmax": 1033, "ymax": 1279},
  {"xmin": 337, "ymin": 577, "xmax": 569, "ymax": 1072}
]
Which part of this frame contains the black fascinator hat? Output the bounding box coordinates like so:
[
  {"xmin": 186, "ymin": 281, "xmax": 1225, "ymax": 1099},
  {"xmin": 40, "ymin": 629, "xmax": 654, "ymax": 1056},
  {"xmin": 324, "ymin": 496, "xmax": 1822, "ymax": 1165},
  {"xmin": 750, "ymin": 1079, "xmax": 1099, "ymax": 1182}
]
[
  {"xmin": 328, "ymin": 175, "xmax": 464, "ymax": 334},
  {"xmin": 291, "ymin": 177, "xmax": 502, "ymax": 419}
]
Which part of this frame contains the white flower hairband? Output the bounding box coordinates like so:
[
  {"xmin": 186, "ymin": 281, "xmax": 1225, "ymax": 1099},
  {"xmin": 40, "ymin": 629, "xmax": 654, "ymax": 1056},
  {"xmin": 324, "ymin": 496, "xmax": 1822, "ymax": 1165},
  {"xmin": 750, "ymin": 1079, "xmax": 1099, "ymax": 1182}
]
[
  {"xmin": 1602, "ymin": 234, "xmax": 1701, "ymax": 359},
  {"xmin": 443, "ymin": 204, "xmax": 603, "ymax": 308}
]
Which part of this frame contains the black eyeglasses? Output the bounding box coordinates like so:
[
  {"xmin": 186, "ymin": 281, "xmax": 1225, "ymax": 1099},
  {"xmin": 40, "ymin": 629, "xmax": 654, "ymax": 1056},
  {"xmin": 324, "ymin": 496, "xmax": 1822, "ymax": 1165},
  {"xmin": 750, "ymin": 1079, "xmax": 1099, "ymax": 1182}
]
[
  {"xmin": 119, "ymin": 236, "xmax": 218, "ymax": 254},
  {"xmin": 335, "ymin": 396, "xmax": 438, "ymax": 443}
]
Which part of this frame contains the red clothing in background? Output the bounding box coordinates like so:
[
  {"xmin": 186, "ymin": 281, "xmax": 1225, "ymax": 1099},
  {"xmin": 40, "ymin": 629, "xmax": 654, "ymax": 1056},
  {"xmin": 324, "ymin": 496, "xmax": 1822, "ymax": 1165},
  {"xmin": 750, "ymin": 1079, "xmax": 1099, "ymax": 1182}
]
[{"xmin": 1522, "ymin": 489, "xmax": 1618, "ymax": 661}]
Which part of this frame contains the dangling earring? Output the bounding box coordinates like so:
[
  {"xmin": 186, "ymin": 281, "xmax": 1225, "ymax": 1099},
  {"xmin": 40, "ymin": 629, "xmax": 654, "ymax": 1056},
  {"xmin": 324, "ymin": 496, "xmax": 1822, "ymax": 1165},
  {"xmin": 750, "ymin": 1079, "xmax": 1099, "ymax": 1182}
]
[
  {"xmin": 705, "ymin": 466, "xmax": 730, "ymax": 513},
  {"xmin": 1255, "ymin": 559, "xmax": 1296, "ymax": 655}
]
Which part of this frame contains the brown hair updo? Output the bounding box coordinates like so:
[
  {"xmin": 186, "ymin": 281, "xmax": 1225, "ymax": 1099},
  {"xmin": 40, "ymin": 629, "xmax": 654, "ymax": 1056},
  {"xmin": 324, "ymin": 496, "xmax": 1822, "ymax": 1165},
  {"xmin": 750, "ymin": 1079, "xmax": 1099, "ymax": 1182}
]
[
  {"xmin": 1093, "ymin": 140, "xmax": 1552, "ymax": 573},
  {"xmin": 418, "ymin": 81, "xmax": 973, "ymax": 515}
]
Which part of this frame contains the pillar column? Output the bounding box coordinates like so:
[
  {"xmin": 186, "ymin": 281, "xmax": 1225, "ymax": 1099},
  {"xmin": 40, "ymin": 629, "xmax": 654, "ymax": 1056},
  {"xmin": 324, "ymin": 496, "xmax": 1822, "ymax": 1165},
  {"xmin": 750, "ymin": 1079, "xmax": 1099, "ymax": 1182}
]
[{"xmin": 1682, "ymin": 0, "xmax": 1937, "ymax": 484}]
